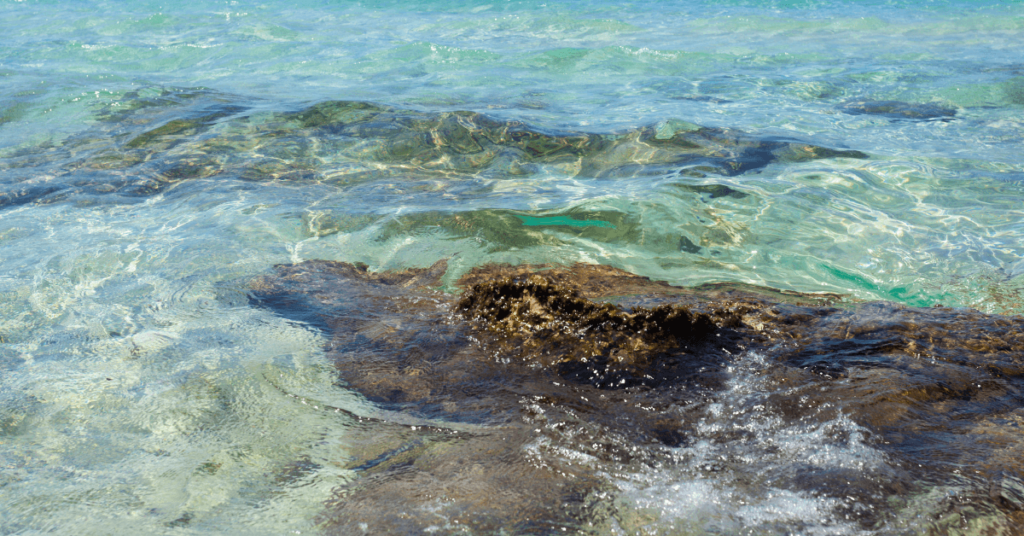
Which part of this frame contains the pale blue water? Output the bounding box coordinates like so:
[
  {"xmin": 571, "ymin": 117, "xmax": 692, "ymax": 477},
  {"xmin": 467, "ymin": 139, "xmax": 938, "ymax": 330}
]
[{"xmin": 2, "ymin": 0, "xmax": 1024, "ymax": 533}]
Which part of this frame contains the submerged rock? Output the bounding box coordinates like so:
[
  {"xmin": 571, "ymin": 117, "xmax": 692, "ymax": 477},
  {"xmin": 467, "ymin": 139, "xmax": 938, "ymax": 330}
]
[
  {"xmin": 839, "ymin": 99, "xmax": 957, "ymax": 121},
  {"xmin": 250, "ymin": 260, "xmax": 709, "ymax": 533},
  {"xmin": 247, "ymin": 260, "xmax": 1024, "ymax": 534},
  {"xmin": 1, "ymin": 89, "xmax": 868, "ymax": 210}
]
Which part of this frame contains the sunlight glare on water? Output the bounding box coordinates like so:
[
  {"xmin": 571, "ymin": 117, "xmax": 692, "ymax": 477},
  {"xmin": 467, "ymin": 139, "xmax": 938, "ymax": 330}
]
[
  {"xmin": 0, "ymin": 191, "xmax": 372, "ymax": 534},
  {"xmin": 2, "ymin": 0, "xmax": 1024, "ymax": 533}
]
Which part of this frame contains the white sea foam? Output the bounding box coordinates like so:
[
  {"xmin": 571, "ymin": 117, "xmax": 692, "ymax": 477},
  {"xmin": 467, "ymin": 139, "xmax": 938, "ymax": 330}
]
[{"xmin": 611, "ymin": 351, "xmax": 886, "ymax": 535}]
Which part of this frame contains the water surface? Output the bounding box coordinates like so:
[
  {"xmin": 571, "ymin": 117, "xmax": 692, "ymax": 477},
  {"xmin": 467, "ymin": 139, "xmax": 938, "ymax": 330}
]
[{"xmin": 2, "ymin": 0, "xmax": 1024, "ymax": 533}]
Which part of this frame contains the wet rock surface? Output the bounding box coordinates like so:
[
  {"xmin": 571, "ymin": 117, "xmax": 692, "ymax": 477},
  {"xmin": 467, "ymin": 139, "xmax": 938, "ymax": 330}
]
[
  {"xmin": 456, "ymin": 273, "xmax": 720, "ymax": 388},
  {"xmin": 248, "ymin": 260, "xmax": 1024, "ymax": 534}
]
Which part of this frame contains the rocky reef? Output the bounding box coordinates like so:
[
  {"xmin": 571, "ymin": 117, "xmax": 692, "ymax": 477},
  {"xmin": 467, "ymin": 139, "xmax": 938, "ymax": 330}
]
[
  {"xmin": 247, "ymin": 259, "xmax": 1024, "ymax": 534},
  {"xmin": 1, "ymin": 89, "xmax": 867, "ymax": 209}
]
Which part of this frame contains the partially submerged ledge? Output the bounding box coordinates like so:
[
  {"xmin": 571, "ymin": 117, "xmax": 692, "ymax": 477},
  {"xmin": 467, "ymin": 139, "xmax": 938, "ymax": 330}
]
[{"xmin": 246, "ymin": 259, "xmax": 1024, "ymax": 534}]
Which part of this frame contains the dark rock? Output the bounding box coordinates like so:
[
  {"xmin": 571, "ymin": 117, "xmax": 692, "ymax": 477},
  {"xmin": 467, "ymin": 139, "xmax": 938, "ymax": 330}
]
[
  {"xmin": 679, "ymin": 235, "xmax": 702, "ymax": 253},
  {"xmin": 839, "ymin": 99, "xmax": 957, "ymax": 121},
  {"xmin": 247, "ymin": 260, "xmax": 1024, "ymax": 533},
  {"xmin": 456, "ymin": 273, "xmax": 719, "ymax": 388},
  {"xmin": 675, "ymin": 183, "xmax": 749, "ymax": 200}
]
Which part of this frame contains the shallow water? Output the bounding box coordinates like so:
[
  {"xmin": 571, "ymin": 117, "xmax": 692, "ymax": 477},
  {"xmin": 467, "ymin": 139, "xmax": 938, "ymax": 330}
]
[{"xmin": 2, "ymin": 0, "xmax": 1024, "ymax": 534}]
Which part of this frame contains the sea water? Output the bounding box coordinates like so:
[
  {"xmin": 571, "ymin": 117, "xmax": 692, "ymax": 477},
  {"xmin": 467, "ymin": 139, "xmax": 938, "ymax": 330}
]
[{"xmin": 1, "ymin": 0, "xmax": 1023, "ymax": 534}]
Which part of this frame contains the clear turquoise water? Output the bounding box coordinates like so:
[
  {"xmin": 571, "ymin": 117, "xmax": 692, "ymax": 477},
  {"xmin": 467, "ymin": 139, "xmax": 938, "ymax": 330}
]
[{"xmin": 2, "ymin": 0, "xmax": 1024, "ymax": 533}]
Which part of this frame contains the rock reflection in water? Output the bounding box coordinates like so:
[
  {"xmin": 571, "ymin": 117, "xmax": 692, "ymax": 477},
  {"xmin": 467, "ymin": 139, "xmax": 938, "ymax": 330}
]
[{"xmin": 248, "ymin": 260, "xmax": 1024, "ymax": 534}]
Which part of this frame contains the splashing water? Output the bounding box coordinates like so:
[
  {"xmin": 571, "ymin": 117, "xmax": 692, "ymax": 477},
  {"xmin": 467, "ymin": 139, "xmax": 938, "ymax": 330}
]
[{"xmin": 3, "ymin": 0, "xmax": 1024, "ymax": 533}]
